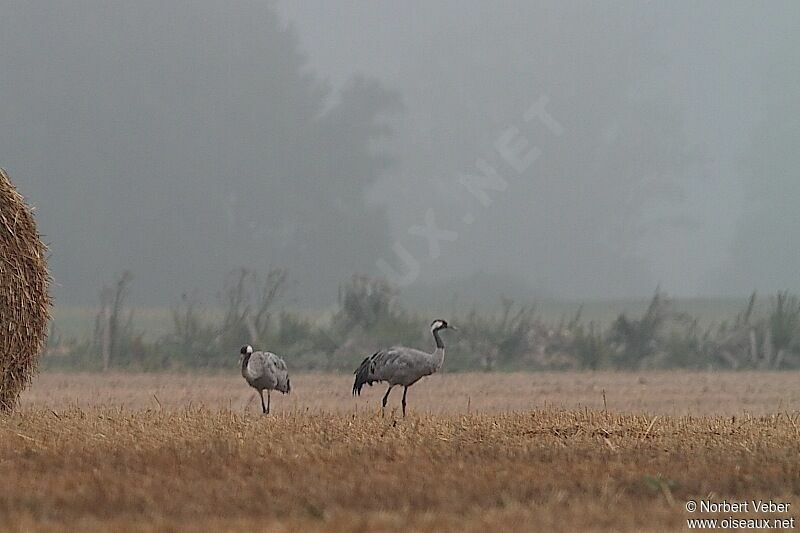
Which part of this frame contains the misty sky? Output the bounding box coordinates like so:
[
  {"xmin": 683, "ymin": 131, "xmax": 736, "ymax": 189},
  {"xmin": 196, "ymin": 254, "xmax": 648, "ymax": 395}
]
[
  {"xmin": 2, "ymin": 1, "xmax": 798, "ymax": 305},
  {"xmin": 276, "ymin": 1, "xmax": 798, "ymax": 297}
]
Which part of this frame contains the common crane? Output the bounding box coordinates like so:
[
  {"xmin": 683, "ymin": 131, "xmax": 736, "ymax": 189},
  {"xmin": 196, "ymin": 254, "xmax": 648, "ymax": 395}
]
[
  {"xmin": 352, "ymin": 319, "xmax": 456, "ymax": 416},
  {"xmin": 239, "ymin": 345, "xmax": 291, "ymax": 414}
]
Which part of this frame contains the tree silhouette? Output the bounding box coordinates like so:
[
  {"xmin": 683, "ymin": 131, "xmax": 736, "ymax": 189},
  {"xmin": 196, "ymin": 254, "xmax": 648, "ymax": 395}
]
[{"xmin": 1, "ymin": 2, "xmax": 401, "ymax": 303}]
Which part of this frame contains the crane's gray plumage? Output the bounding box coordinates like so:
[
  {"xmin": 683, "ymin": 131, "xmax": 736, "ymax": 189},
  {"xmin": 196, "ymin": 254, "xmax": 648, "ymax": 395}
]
[
  {"xmin": 239, "ymin": 345, "xmax": 291, "ymax": 414},
  {"xmin": 353, "ymin": 319, "xmax": 454, "ymax": 416}
]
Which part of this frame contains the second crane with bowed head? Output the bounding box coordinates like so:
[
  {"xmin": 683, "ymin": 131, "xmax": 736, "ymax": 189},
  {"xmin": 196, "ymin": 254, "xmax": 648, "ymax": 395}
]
[
  {"xmin": 239, "ymin": 345, "xmax": 291, "ymax": 414},
  {"xmin": 352, "ymin": 319, "xmax": 456, "ymax": 416}
]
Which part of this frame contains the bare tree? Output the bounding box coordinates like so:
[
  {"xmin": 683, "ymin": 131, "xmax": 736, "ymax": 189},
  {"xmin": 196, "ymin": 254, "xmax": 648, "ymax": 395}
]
[{"xmin": 93, "ymin": 271, "xmax": 133, "ymax": 370}]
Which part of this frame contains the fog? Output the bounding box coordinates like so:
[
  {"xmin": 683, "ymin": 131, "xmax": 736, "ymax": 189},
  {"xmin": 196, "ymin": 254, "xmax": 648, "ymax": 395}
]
[{"xmin": 2, "ymin": 1, "xmax": 798, "ymax": 306}]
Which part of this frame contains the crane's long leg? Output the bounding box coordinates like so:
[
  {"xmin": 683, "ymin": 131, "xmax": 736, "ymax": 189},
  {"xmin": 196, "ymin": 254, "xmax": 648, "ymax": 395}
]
[
  {"xmin": 382, "ymin": 385, "xmax": 394, "ymax": 415},
  {"xmin": 267, "ymin": 390, "xmax": 271, "ymax": 415},
  {"xmin": 259, "ymin": 390, "xmax": 267, "ymax": 414},
  {"xmin": 402, "ymin": 386, "xmax": 409, "ymax": 417}
]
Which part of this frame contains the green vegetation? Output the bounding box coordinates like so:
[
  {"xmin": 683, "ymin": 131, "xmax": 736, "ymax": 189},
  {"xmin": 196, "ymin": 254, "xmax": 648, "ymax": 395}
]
[{"xmin": 44, "ymin": 271, "xmax": 800, "ymax": 373}]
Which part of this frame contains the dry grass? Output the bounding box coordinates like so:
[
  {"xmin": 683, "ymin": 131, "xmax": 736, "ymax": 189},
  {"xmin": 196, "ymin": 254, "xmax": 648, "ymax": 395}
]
[
  {"xmin": 20, "ymin": 370, "xmax": 800, "ymax": 415},
  {"xmin": 0, "ymin": 167, "xmax": 51, "ymax": 412},
  {"xmin": 3, "ymin": 372, "xmax": 800, "ymax": 532}
]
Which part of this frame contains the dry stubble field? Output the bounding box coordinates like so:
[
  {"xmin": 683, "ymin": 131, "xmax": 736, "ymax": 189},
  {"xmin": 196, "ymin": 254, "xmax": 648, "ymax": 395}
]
[{"xmin": 3, "ymin": 371, "xmax": 800, "ymax": 532}]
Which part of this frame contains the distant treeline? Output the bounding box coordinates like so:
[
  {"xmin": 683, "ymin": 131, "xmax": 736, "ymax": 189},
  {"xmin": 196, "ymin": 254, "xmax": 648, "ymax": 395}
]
[{"xmin": 44, "ymin": 269, "xmax": 800, "ymax": 372}]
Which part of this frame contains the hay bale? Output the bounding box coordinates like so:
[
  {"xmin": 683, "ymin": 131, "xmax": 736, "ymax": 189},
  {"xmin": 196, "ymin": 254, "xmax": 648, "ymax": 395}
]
[{"xmin": 0, "ymin": 168, "xmax": 51, "ymax": 411}]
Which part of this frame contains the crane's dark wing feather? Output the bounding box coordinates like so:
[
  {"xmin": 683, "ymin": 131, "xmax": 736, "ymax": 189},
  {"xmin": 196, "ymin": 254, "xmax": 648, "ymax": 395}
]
[{"xmin": 353, "ymin": 351, "xmax": 379, "ymax": 395}]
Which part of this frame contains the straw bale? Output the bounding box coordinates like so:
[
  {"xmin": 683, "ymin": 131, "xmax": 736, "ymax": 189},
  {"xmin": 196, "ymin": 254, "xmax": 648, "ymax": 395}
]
[{"xmin": 0, "ymin": 168, "xmax": 51, "ymax": 411}]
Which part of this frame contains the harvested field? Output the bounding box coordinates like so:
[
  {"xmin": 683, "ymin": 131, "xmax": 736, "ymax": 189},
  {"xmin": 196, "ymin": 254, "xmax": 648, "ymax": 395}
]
[
  {"xmin": 20, "ymin": 370, "xmax": 800, "ymax": 415},
  {"xmin": 3, "ymin": 372, "xmax": 800, "ymax": 531}
]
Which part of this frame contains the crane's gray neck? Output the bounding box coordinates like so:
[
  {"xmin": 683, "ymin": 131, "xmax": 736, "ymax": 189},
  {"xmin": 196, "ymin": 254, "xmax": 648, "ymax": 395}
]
[
  {"xmin": 431, "ymin": 329, "xmax": 445, "ymax": 370},
  {"xmin": 432, "ymin": 328, "xmax": 445, "ymax": 350},
  {"xmin": 240, "ymin": 353, "xmax": 251, "ymax": 376}
]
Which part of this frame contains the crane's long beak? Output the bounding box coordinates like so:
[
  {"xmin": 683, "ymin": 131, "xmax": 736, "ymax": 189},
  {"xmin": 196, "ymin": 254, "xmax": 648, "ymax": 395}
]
[{"xmin": 449, "ymin": 325, "xmax": 459, "ymax": 331}]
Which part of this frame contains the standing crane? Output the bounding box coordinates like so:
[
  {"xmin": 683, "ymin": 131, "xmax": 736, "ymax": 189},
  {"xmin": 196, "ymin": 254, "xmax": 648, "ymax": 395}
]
[
  {"xmin": 352, "ymin": 319, "xmax": 456, "ymax": 416},
  {"xmin": 239, "ymin": 345, "xmax": 291, "ymax": 414}
]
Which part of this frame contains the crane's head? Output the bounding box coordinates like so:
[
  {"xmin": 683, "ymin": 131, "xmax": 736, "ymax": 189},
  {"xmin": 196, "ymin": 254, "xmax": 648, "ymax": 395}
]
[
  {"xmin": 240, "ymin": 345, "xmax": 253, "ymax": 356},
  {"xmin": 430, "ymin": 319, "xmax": 457, "ymax": 332}
]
